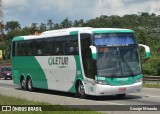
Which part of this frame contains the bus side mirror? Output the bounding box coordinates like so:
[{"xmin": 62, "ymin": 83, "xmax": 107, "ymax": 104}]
[
  {"xmin": 138, "ymin": 44, "xmax": 150, "ymax": 59},
  {"xmin": 89, "ymin": 45, "xmax": 97, "ymax": 60}
]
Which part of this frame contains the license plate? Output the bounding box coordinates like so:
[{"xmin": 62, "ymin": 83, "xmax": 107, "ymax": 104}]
[{"xmin": 118, "ymin": 88, "xmax": 126, "ymax": 92}]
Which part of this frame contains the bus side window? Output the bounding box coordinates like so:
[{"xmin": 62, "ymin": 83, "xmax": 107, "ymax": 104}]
[
  {"xmin": 26, "ymin": 41, "xmax": 34, "ymax": 56},
  {"xmin": 44, "ymin": 48, "xmax": 50, "ymax": 56},
  {"xmin": 56, "ymin": 47, "xmax": 63, "ymax": 55},
  {"xmin": 35, "ymin": 40, "xmax": 44, "ymax": 56},
  {"xmin": 55, "ymin": 36, "xmax": 67, "ymax": 55},
  {"xmin": 18, "ymin": 42, "xmax": 25, "ymax": 56},
  {"xmin": 14, "ymin": 42, "xmax": 18, "ymax": 56},
  {"xmin": 69, "ymin": 47, "xmax": 74, "ymax": 54},
  {"xmin": 68, "ymin": 35, "xmax": 78, "ymax": 55},
  {"xmin": 45, "ymin": 39, "xmax": 53, "ymax": 56},
  {"xmin": 37, "ymin": 49, "xmax": 42, "ymax": 55}
]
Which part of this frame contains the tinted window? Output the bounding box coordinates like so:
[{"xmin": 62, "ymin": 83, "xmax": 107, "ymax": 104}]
[
  {"xmin": 26, "ymin": 41, "xmax": 35, "ymax": 56},
  {"xmin": 55, "ymin": 37, "xmax": 67, "ymax": 55},
  {"xmin": 12, "ymin": 35, "xmax": 79, "ymax": 56},
  {"xmin": 68, "ymin": 35, "xmax": 78, "ymax": 55},
  {"xmin": 35, "ymin": 40, "xmax": 45, "ymax": 56},
  {"xmin": 44, "ymin": 38, "xmax": 55, "ymax": 56},
  {"xmin": 14, "ymin": 42, "xmax": 18, "ymax": 56},
  {"xmin": 18, "ymin": 42, "xmax": 25, "ymax": 56}
]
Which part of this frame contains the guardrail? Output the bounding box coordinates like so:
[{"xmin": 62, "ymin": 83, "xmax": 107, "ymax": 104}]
[{"xmin": 143, "ymin": 75, "xmax": 160, "ymax": 84}]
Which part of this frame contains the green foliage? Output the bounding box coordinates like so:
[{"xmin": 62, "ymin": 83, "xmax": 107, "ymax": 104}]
[
  {"xmin": 142, "ymin": 57, "xmax": 160, "ymax": 75},
  {"xmin": 5, "ymin": 21, "xmax": 21, "ymax": 32},
  {"xmin": 137, "ymin": 30, "xmax": 147, "ymax": 44}
]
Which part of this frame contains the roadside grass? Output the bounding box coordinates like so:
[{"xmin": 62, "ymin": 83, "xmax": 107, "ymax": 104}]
[
  {"xmin": 143, "ymin": 83, "xmax": 160, "ymax": 88},
  {"xmin": 0, "ymin": 94, "xmax": 102, "ymax": 114}
]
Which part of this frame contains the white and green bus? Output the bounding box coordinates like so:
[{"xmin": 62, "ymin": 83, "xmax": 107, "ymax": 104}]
[{"xmin": 11, "ymin": 27, "xmax": 150, "ymax": 98}]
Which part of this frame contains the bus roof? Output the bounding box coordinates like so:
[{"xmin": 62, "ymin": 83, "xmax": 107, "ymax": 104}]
[{"xmin": 12, "ymin": 27, "xmax": 134, "ymax": 42}]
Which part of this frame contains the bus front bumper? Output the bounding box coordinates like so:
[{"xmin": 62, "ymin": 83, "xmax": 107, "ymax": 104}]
[{"xmin": 94, "ymin": 82, "xmax": 142, "ymax": 96}]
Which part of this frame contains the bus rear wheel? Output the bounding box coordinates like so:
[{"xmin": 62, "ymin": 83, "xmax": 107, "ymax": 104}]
[
  {"xmin": 27, "ymin": 78, "xmax": 34, "ymax": 92},
  {"xmin": 77, "ymin": 81, "xmax": 86, "ymax": 99},
  {"xmin": 21, "ymin": 78, "xmax": 26, "ymax": 90}
]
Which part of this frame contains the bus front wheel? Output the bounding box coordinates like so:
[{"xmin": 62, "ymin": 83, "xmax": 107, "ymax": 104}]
[
  {"xmin": 27, "ymin": 78, "xmax": 34, "ymax": 92},
  {"xmin": 77, "ymin": 81, "xmax": 86, "ymax": 99}
]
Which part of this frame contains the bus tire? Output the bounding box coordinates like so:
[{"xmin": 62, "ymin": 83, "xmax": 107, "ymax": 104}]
[
  {"xmin": 27, "ymin": 77, "xmax": 34, "ymax": 92},
  {"xmin": 116, "ymin": 94, "xmax": 126, "ymax": 98},
  {"xmin": 21, "ymin": 77, "xmax": 26, "ymax": 90},
  {"xmin": 77, "ymin": 81, "xmax": 86, "ymax": 99}
]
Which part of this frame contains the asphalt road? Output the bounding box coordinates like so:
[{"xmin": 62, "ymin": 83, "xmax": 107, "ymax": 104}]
[{"xmin": 0, "ymin": 79, "xmax": 160, "ymax": 114}]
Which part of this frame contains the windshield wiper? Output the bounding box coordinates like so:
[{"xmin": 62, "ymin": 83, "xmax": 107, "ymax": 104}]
[{"xmin": 121, "ymin": 56, "xmax": 134, "ymax": 76}]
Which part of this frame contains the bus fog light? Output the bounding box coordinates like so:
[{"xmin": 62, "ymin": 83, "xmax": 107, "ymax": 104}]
[{"xmin": 96, "ymin": 80, "xmax": 109, "ymax": 85}]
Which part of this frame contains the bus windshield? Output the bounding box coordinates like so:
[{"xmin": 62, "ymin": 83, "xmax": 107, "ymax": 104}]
[{"xmin": 94, "ymin": 33, "xmax": 141, "ymax": 77}]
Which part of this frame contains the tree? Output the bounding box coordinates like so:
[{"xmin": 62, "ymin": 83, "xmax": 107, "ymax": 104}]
[
  {"xmin": 39, "ymin": 23, "xmax": 46, "ymax": 32},
  {"xmin": 53, "ymin": 23, "xmax": 61, "ymax": 29},
  {"xmin": 21, "ymin": 27, "xmax": 33, "ymax": 35},
  {"xmin": 78, "ymin": 19, "xmax": 85, "ymax": 27},
  {"xmin": 5, "ymin": 21, "xmax": 21, "ymax": 32},
  {"xmin": 4, "ymin": 29, "xmax": 22, "ymax": 59},
  {"xmin": 137, "ymin": 30, "xmax": 147, "ymax": 44},
  {"xmin": 73, "ymin": 20, "xmax": 79, "ymax": 27},
  {"xmin": 30, "ymin": 23, "xmax": 38, "ymax": 34},
  {"xmin": 73, "ymin": 19, "xmax": 85, "ymax": 27},
  {"xmin": 61, "ymin": 18, "xmax": 72, "ymax": 28},
  {"xmin": 47, "ymin": 19, "xmax": 54, "ymax": 30},
  {"xmin": 0, "ymin": 22, "xmax": 4, "ymax": 39}
]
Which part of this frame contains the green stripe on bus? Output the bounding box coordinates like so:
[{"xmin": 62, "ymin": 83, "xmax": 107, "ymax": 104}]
[
  {"xmin": 70, "ymin": 31, "xmax": 78, "ymax": 35},
  {"xmin": 12, "ymin": 36, "xmax": 24, "ymax": 42},
  {"xmin": 12, "ymin": 56, "xmax": 48, "ymax": 89},
  {"xmin": 92, "ymin": 29, "xmax": 134, "ymax": 34},
  {"xmin": 92, "ymin": 53, "xmax": 97, "ymax": 60},
  {"xmin": 146, "ymin": 52, "xmax": 150, "ymax": 59},
  {"xmin": 69, "ymin": 55, "xmax": 83, "ymax": 93},
  {"xmin": 107, "ymin": 74, "xmax": 142, "ymax": 86}
]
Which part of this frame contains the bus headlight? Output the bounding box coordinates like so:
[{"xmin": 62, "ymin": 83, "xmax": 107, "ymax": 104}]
[
  {"xmin": 96, "ymin": 80, "xmax": 109, "ymax": 85},
  {"xmin": 135, "ymin": 78, "xmax": 142, "ymax": 83}
]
